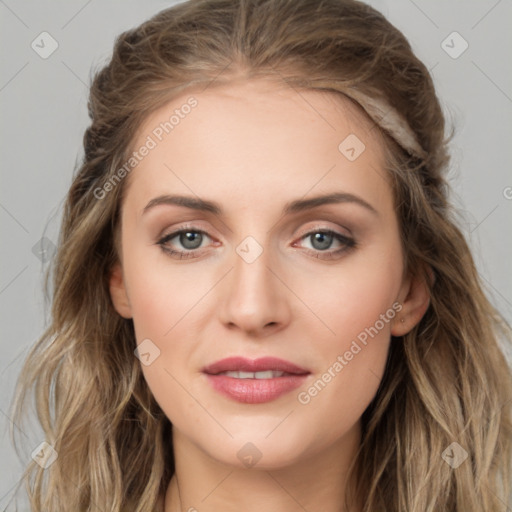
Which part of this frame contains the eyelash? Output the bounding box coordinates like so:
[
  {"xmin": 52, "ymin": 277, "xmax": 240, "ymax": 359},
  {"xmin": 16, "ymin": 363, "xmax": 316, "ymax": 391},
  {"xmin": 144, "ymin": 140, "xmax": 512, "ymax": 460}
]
[{"xmin": 156, "ymin": 224, "xmax": 356, "ymax": 261}]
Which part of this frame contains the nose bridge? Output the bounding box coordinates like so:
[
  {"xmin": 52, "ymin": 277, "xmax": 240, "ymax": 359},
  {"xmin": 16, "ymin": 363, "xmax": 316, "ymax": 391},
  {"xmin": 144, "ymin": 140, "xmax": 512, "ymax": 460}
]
[
  {"xmin": 218, "ymin": 232, "xmax": 290, "ymax": 334},
  {"xmin": 233, "ymin": 234, "xmax": 273, "ymax": 297}
]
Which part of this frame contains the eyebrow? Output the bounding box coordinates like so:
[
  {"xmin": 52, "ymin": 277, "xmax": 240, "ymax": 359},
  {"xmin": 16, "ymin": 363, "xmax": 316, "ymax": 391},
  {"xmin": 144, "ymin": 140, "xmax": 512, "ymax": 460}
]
[{"xmin": 142, "ymin": 191, "xmax": 378, "ymax": 217}]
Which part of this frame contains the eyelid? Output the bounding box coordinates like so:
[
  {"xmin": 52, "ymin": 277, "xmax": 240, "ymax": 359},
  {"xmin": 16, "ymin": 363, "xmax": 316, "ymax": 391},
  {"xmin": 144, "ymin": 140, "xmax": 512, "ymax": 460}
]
[
  {"xmin": 157, "ymin": 224, "xmax": 215, "ymax": 248},
  {"xmin": 295, "ymin": 222, "xmax": 352, "ymax": 239},
  {"xmin": 156, "ymin": 222, "xmax": 356, "ymax": 261},
  {"xmin": 156, "ymin": 221, "xmax": 351, "ymax": 245},
  {"xmin": 292, "ymin": 226, "xmax": 356, "ymax": 259}
]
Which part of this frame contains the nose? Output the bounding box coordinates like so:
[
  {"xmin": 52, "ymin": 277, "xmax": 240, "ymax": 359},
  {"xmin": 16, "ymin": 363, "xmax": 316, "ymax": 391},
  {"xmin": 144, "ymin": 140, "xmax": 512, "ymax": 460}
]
[{"xmin": 218, "ymin": 240, "xmax": 291, "ymax": 338}]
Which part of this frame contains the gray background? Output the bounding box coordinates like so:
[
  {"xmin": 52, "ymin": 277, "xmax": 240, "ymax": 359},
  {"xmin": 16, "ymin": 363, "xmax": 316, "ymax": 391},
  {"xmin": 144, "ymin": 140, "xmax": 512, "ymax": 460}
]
[{"xmin": 1, "ymin": 0, "xmax": 511, "ymax": 508}]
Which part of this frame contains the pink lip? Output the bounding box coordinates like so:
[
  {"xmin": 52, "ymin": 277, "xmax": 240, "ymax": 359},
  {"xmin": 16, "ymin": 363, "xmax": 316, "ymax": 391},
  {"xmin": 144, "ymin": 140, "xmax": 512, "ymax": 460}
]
[
  {"xmin": 203, "ymin": 357, "xmax": 310, "ymax": 404},
  {"xmin": 203, "ymin": 356, "xmax": 309, "ymax": 375}
]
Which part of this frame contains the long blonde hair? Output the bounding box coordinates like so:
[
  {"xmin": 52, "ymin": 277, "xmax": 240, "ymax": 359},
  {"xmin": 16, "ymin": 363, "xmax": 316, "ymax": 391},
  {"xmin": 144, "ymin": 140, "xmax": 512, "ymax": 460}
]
[{"xmin": 9, "ymin": 0, "xmax": 512, "ymax": 510}]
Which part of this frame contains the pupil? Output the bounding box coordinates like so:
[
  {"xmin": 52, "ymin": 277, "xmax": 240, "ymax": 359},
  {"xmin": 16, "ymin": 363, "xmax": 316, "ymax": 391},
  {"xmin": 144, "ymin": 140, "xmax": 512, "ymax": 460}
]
[
  {"xmin": 181, "ymin": 231, "xmax": 202, "ymax": 249},
  {"xmin": 312, "ymin": 233, "xmax": 332, "ymax": 251}
]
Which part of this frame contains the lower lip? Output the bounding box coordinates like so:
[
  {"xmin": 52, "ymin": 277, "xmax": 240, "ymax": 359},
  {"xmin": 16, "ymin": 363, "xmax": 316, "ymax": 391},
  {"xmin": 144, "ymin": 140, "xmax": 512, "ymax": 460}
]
[{"xmin": 205, "ymin": 374, "xmax": 309, "ymax": 404}]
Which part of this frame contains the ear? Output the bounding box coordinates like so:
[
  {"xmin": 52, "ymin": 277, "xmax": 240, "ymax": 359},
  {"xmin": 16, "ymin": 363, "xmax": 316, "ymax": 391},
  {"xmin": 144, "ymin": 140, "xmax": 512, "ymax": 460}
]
[
  {"xmin": 109, "ymin": 263, "xmax": 133, "ymax": 319},
  {"xmin": 391, "ymin": 266, "xmax": 432, "ymax": 336}
]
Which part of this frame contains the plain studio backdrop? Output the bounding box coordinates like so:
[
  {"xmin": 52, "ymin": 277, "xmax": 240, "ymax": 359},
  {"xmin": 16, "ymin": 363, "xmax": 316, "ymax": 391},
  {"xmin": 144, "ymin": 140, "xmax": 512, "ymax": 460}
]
[{"xmin": 0, "ymin": 0, "xmax": 511, "ymax": 508}]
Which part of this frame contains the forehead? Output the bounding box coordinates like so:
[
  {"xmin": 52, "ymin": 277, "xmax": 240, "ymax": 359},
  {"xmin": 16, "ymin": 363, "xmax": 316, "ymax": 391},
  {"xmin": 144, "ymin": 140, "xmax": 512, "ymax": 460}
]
[
  {"xmin": 122, "ymin": 78, "xmax": 390, "ymax": 216},
  {"xmin": 132, "ymin": 77, "xmax": 380, "ymax": 151}
]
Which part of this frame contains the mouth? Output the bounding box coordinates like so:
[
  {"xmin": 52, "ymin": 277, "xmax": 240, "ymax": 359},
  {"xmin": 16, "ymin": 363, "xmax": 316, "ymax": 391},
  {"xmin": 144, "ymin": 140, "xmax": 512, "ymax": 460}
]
[
  {"xmin": 203, "ymin": 356, "xmax": 309, "ymax": 376},
  {"xmin": 215, "ymin": 370, "xmax": 289, "ymax": 379},
  {"xmin": 202, "ymin": 357, "xmax": 310, "ymax": 404}
]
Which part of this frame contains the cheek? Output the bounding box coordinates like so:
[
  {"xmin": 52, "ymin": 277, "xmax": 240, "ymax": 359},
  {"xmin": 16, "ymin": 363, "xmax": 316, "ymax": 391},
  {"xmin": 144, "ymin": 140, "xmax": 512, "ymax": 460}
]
[
  {"xmin": 124, "ymin": 247, "xmax": 204, "ymax": 341},
  {"xmin": 307, "ymin": 242, "xmax": 402, "ymax": 345},
  {"xmin": 127, "ymin": 267, "xmax": 201, "ymax": 427},
  {"xmin": 123, "ymin": 248, "xmax": 214, "ymax": 425},
  {"xmin": 292, "ymin": 244, "xmax": 401, "ymax": 420}
]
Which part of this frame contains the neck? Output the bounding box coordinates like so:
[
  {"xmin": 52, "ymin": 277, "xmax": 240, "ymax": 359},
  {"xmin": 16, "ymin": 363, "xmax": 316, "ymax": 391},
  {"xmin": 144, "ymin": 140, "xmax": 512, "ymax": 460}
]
[{"xmin": 163, "ymin": 422, "xmax": 362, "ymax": 512}]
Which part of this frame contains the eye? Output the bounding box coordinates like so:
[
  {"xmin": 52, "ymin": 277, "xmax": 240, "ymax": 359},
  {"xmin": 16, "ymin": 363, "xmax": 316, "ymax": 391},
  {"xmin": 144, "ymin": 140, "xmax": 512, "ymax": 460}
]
[
  {"xmin": 156, "ymin": 225, "xmax": 356, "ymax": 260},
  {"xmin": 157, "ymin": 226, "xmax": 213, "ymax": 259},
  {"xmin": 294, "ymin": 228, "xmax": 356, "ymax": 260}
]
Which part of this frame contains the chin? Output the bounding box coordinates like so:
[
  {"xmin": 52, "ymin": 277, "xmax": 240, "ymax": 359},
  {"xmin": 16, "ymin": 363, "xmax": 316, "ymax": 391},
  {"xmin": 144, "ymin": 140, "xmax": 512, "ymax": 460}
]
[{"xmin": 202, "ymin": 426, "xmax": 316, "ymax": 470}]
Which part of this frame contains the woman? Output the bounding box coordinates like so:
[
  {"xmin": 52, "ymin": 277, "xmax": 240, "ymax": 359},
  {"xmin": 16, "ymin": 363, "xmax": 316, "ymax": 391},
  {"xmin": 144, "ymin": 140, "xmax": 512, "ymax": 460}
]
[{"xmin": 10, "ymin": 0, "xmax": 512, "ymax": 510}]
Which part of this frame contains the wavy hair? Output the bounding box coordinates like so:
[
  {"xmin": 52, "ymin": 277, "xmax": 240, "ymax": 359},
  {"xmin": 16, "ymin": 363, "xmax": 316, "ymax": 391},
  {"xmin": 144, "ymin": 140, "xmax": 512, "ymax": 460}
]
[{"xmin": 9, "ymin": 0, "xmax": 512, "ymax": 510}]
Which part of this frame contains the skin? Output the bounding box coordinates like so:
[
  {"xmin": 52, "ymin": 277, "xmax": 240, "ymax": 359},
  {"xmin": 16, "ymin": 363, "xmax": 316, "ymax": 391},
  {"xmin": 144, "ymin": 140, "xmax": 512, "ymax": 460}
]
[{"xmin": 109, "ymin": 77, "xmax": 430, "ymax": 512}]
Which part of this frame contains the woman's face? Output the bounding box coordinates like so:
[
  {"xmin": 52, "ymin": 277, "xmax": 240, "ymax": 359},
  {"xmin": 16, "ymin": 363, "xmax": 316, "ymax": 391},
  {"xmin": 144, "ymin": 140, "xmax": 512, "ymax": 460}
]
[{"xmin": 109, "ymin": 78, "xmax": 414, "ymax": 469}]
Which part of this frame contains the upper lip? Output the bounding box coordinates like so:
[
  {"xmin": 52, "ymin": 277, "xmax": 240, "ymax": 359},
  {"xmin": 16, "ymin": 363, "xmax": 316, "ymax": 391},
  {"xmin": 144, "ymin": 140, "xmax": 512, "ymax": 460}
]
[{"xmin": 202, "ymin": 357, "xmax": 309, "ymax": 375}]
